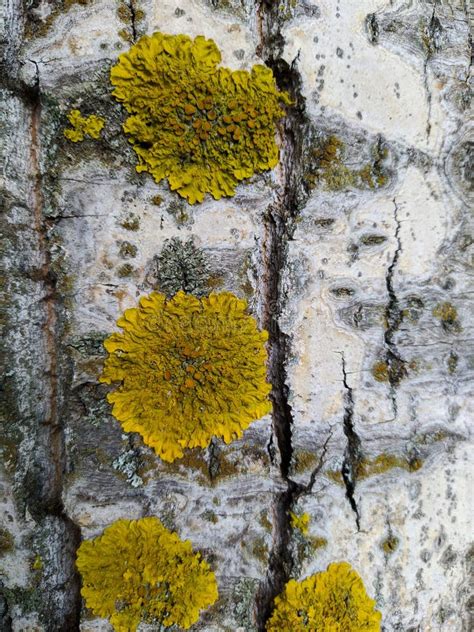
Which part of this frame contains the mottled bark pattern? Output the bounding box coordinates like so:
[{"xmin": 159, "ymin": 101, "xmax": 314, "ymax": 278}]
[{"xmin": 0, "ymin": 1, "xmax": 472, "ymax": 631}]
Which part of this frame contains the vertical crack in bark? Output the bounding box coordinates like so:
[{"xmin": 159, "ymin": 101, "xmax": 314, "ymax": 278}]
[
  {"xmin": 127, "ymin": 0, "xmax": 138, "ymax": 42},
  {"xmin": 340, "ymin": 353, "xmax": 361, "ymax": 531},
  {"xmin": 384, "ymin": 198, "xmax": 404, "ymax": 419},
  {"xmin": 22, "ymin": 57, "xmax": 82, "ymax": 632},
  {"xmin": 254, "ymin": 2, "xmax": 310, "ymax": 629}
]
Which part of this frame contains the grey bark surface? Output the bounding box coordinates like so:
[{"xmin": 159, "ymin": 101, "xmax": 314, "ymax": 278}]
[{"xmin": 0, "ymin": 1, "xmax": 472, "ymax": 631}]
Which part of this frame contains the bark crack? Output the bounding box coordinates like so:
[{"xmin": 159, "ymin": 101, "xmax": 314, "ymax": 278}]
[
  {"xmin": 383, "ymin": 197, "xmax": 405, "ymax": 420},
  {"xmin": 254, "ymin": 2, "xmax": 314, "ymax": 628},
  {"xmin": 340, "ymin": 353, "xmax": 361, "ymax": 531}
]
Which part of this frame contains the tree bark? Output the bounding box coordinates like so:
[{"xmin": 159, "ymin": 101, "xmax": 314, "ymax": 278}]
[{"xmin": 1, "ymin": 1, "xmax": 472, "ymax": 630}]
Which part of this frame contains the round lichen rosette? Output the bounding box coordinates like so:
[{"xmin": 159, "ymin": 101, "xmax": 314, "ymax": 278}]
[
  {"xmin": 266, "ymin": 562, "xmax": 382, "ymax": 631},
  {"xmin": 100, "ymin": 291, "xmax": 272, "ymax": 462},
  {"xmin": 76, "ymin": 517, "xmax": 218, "ymax": 631},
  {"xmin": 110, "ymin": 31, "xmax": 291, "ymax": 204}
]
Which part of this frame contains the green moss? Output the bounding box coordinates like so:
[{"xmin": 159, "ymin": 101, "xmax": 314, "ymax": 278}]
[
  {"xmin": 211, "ymin": 454, "xmax": 240, "ymax": 484},
  {"xmin": 118, "ymin": 241, "xmax": 138, "ymax": 259},
  {"xmin": 120, "ymin": 214, "xmax": 140, "ymax": 231},
  {"xmin": 447, "ymin": 352, "xmax": 458, "ymax": 374},
  {"xmin": 433, "ymin": 302, "xmax": 461, "ymax": 333},
  {"xmin": 249, "ymin": 537, "xmax": 269, "ymax": 564},
  {"xmin": 372, "ymin": 357, "xmax": 407, "ymax": 385},
  {"xmin": 293, "ymin": 450, "xmax": 318, "ymax": 474},
  {"xmin": 202, "ymin": 510, "xmax": 219, "ymax": 524},
  {"xmin": 116, "ymin": 0, "xmax": 145, "ymax": 43},
  {"xmin": 0, "ymin": 528, "xmax": 14, "ymax": 555},
  {"xmin": 326, "ymin": 469, "xmax": 344, "ymax": 484},
  {"xmin": 25, "ymin": 0, "xmax": 92, "ymax": 40},
  {"xmin": 259, "ymin": 510, "xmax": 272, "ymax": 532},
  {"xmin": 161, "ymin": 449, "xmax": 210, "ymax": 483},
  {"xmin": 308, "ymin": 135, "xmax": 389, "ymax": 192},
  {"xmin": 357, "ymin": 453, "xmax": 423, "ymax": 479},
  {"xmin": 117, "ymin": 263, "xmax": 134, "ymax": 278},
  {"xmin": 151, "ymin": 195, "xmax": 163, "ymax": 206},
  {"xmin": 372, "ymin": 360, "xmax": 390, "ymax": 382},
  {"xmin": 381, "ymin": 535, "xmax": 399, "ymax": 555},
  {"xmin": 310, "ymin": 536, "xmax": 328, "ymax": 550}
]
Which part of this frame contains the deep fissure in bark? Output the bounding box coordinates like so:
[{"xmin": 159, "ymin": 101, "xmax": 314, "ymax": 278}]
[
  {"xmin": 254, "ymin": 2, "xmax": 310, "ymax": 629},
  {"xmin": 340, "ymin": 354, "xmax": 362, "ymax": 531}
]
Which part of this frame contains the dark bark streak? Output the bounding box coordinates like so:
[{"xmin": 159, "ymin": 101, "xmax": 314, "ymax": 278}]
[
  {"xmin": 128, "ymin": 0, "xmax": 138, "ymax": 42},
  {"xmin": 340, "ymin": 353, "xmax": 361, "ymax": 531},
  {"xmin": 0, "ymin": 16, "xmax": 81, "ymax": 632},
  {"xmin": 254, "ymin": 2, "xmax": 314, "ymax": 629},
  {"xmin": 384, "ymin": 198, "xmax": 404, "ymax": 419}
]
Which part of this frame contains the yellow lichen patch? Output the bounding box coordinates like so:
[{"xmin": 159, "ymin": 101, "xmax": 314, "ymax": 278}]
[
  {"xmin": 76, "ymin": 517, "xmax": 218, "ymax": 631},
  {"xmin": 290, "ymin": 512, "xmax": 310, "ymax": 536},
  {"xmin": 64, "ymin": 109, "xmax": 105, "ymax": 142},
  {"xmin": 100, "ymin": 291, "xmax": 272, "ymax": 462},
  {"xmin": 266, "ymin": 562, "xmax": 382, "ymax": 631},
  {"xmin": 110, "ymin": 31, "xmax": 290, "ymax": 204}
]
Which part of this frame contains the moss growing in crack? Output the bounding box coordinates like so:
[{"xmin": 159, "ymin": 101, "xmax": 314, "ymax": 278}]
[
  {"xmin": 381, "ymin": 534, "xmax": 399, "ymax": 556},
  {"xmin": 372, "ymin": 357, "xmax": 407, "ymax": 385},
  {"xmin": 67, "ymin": 332, "xmax": 107, "ymax": 357},
  {"xmin": 433, "ymin": 302, "xmax": 461, "ymax": 333},
  {"xmin": 0, "ymin": 528, "xmax": 14, "ymax": 555},
  {"xmin": 293, "ymin": 449, "xmax": 318, "ymax": 474},
  {"xmin": 117, "ymin": 0, "xmax": 145, "ymax": 43},
  {"xmin": 152, "ymin": 238, "xmax": 211, "ymax": 297}
]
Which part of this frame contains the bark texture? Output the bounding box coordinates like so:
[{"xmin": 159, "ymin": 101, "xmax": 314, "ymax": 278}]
[{"xmin": 0, "ymin": 1, "xmax": 472, "ymax": 631}]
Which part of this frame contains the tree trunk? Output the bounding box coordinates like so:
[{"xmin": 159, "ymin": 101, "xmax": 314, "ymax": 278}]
[{"xmin": 1, "ymin": 1, "xmax": 471, "ymax": 630}]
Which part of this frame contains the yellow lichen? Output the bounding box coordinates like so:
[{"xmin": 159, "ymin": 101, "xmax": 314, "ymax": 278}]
[
  {"xmin": 63, "ymin": 109, "xmax": 105, "ymax": 142},
  {"xmin": 110, "ymin": 31, "xmax": 290, "ymax": 204},
  {"xmin": 100, "ymin": 291, "xmax": 272, "ymax": 462},
  {"xmin": 290, "ymin": 512, "xmax": 310, "ymax": 536},
  {"xmin": 266, "ymin": 562, "xmax": 382, "ymax": 631},
  {"xmin": 76, "ymin": 517, "xmax": 218, "ymax": 631}
]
